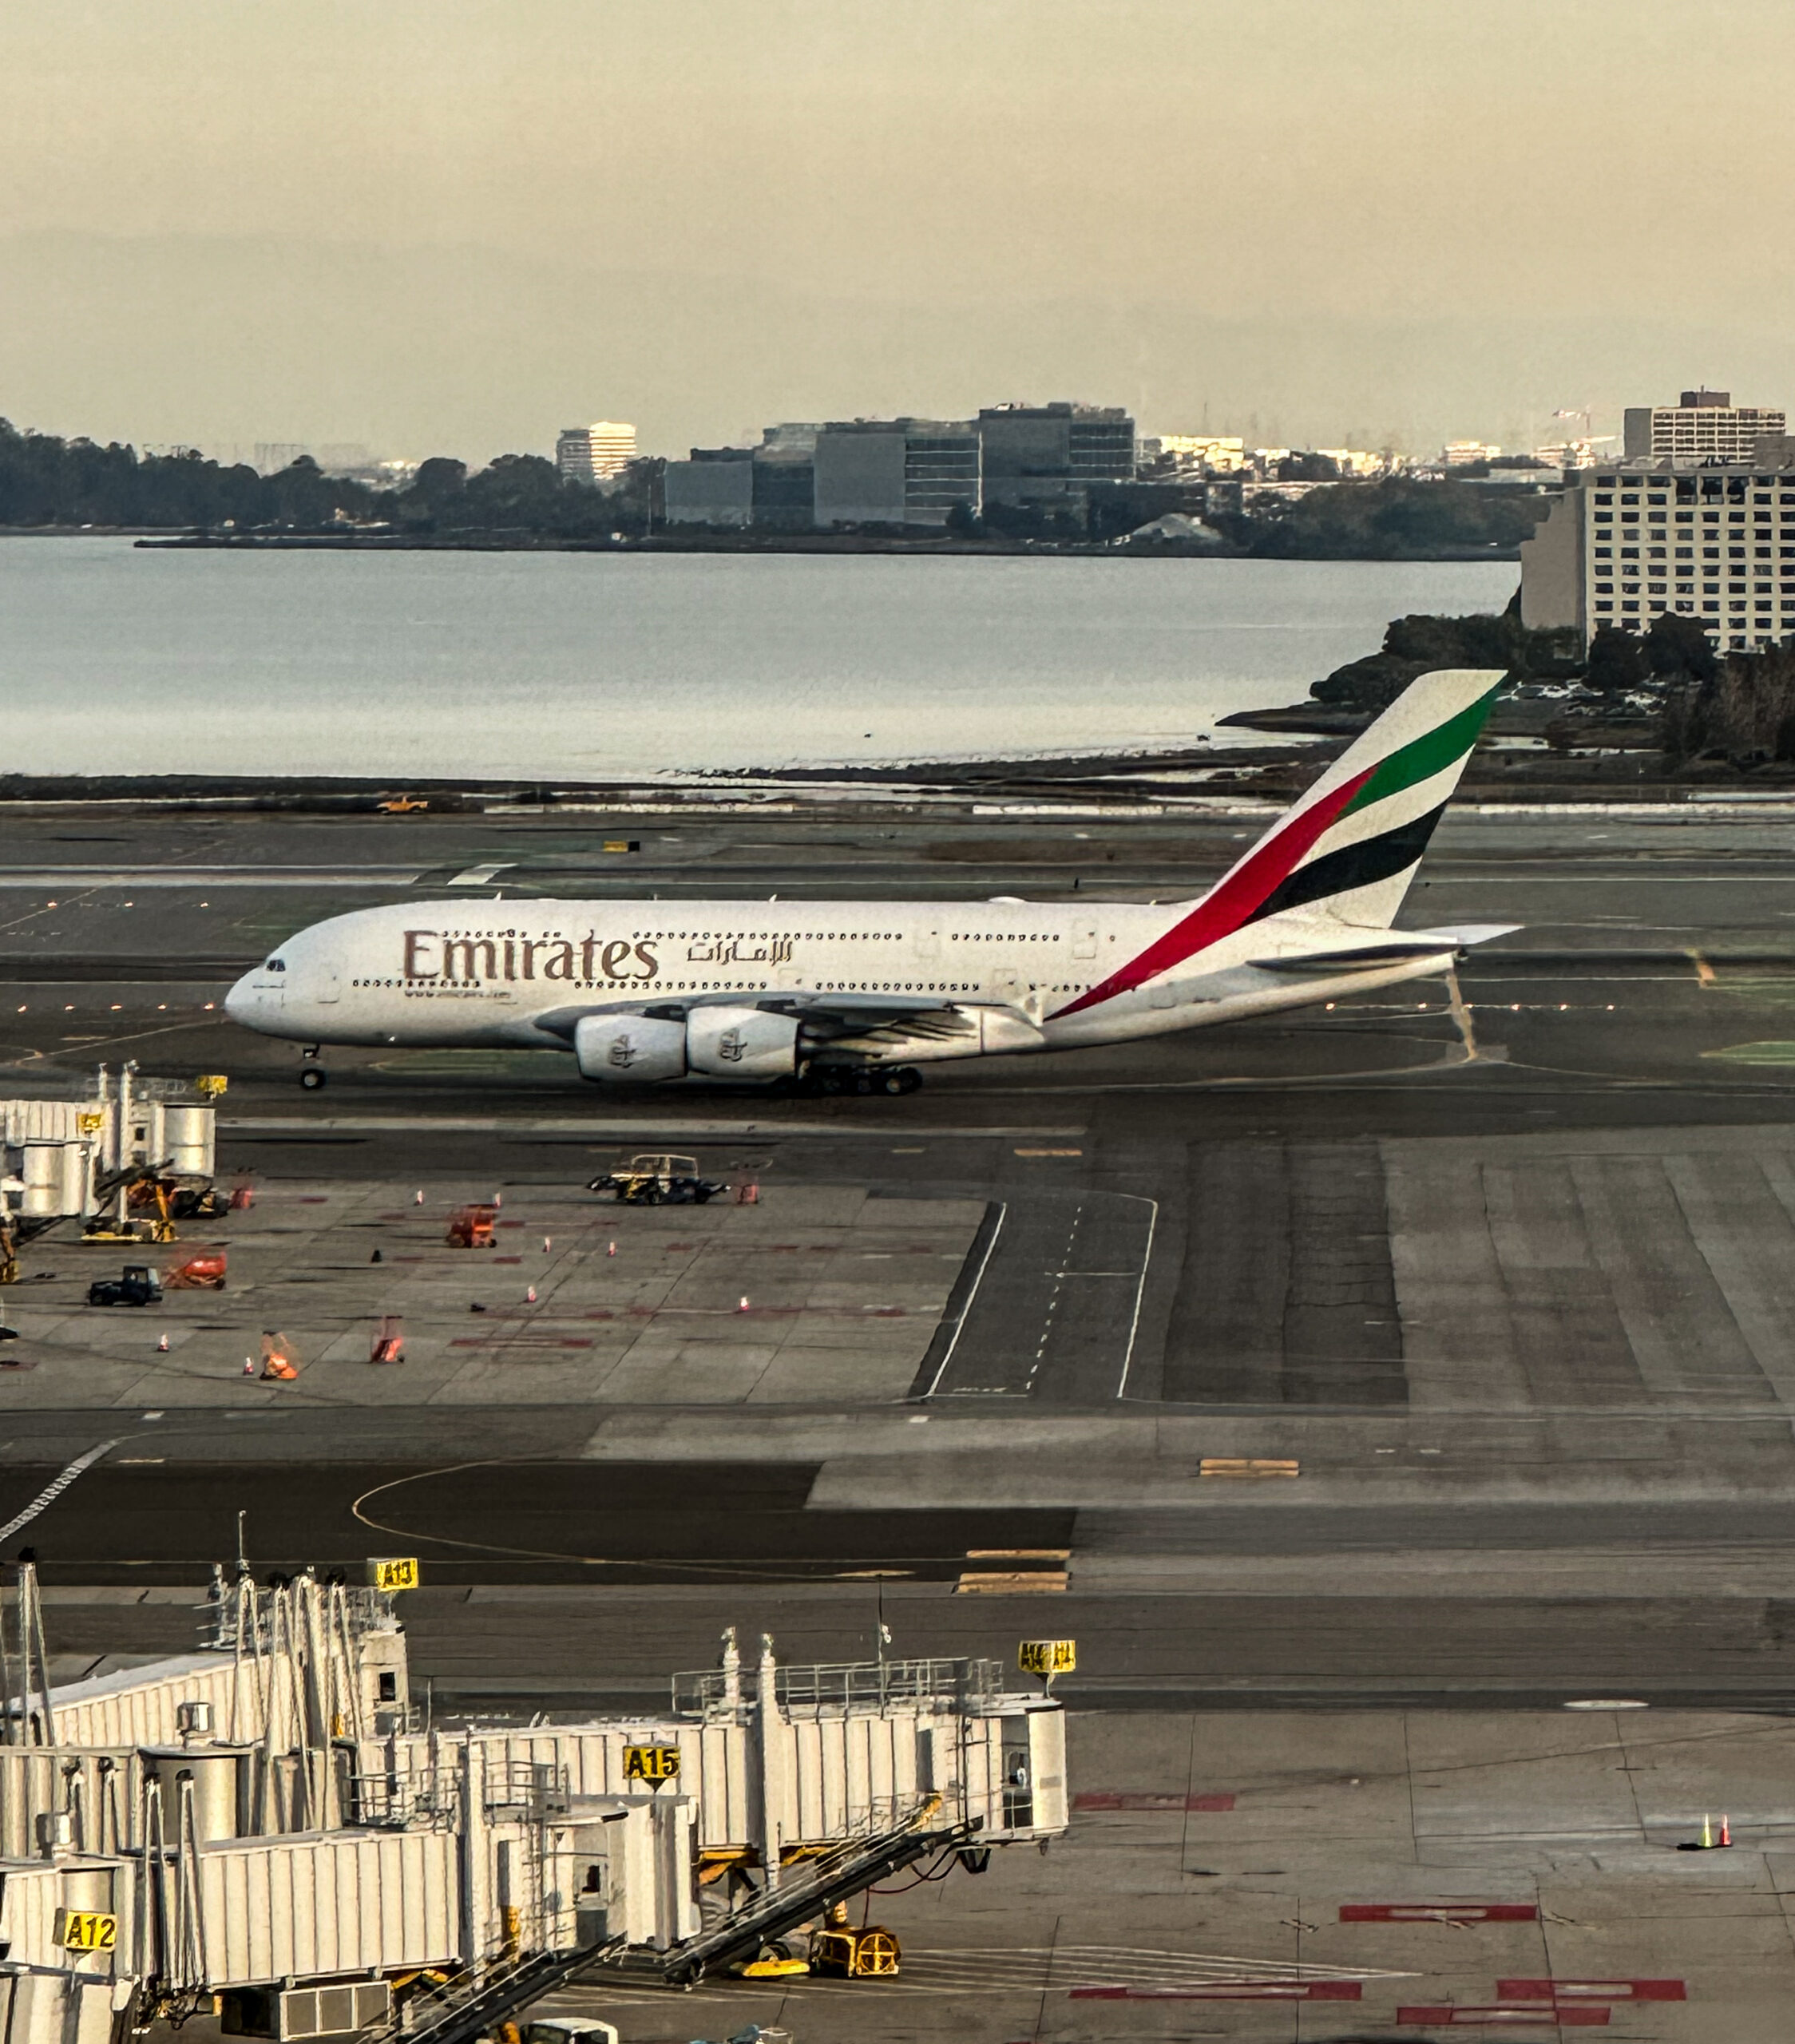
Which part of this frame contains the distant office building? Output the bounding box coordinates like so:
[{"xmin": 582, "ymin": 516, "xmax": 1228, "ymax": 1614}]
[
  {"xmin": 556, "ymin": 422, "xmax": 637, "ymax": 485},
  {"xmin": 977, "ymin": 402, "xmax": 1135, "ymax": 507},
  {"xmin": 759, "ymin": 422, "xmax": 822, "ymax": 455},
  {"xmin": 1534, "ymin": 438, "xmax": 1599, "ymax": 473},
  {"xmin": 1521, "ymin": 445, "xmax": 1795, "ymax": 652},
  {"xmin": 813, "ymin": 419, "xmax": 980, "ymax": 528},
  {"xmin": 1623, "ymin": 390, "xmax": 1785, "ymax": 463},
  {"xmin": 1313, "ymin": 447, "xmax": 1388, "ymax": 479},
  {"xmin": 749, "ymin": 438, "xmax": 818, "ymax": 530},
  {"xmin": 1441, "ymin": 440, "xmax": 1502, "ymax": 468},
  {"xmin": 1144, "ymin": 434, "xmax": 1249, "ymax": 473},
  {"xmin": 661, "ymin": 432, "xmax": 821, "ymax": 531},
  {"xmin": 662, "ymin": 448, "xmax": 754, "ymax": 528}
]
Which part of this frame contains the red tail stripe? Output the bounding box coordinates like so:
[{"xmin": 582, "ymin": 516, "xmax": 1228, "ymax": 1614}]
[{"xmin": 1052, "ymin": 765, "xmax": 1372, "ymax": 1018}]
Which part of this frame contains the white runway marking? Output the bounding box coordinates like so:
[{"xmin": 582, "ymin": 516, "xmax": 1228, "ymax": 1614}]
[
  {"xmin": 223, "ymin": 1117, "xmax": 1085, "ymax": 1139},
  {"xmin": 0, "ymin": 867, "xmax": 426, "ymax": 887}
]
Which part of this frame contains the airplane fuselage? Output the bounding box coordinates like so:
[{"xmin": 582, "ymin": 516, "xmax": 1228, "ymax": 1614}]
[
  {"xmin": 224, "ymin": 669, "xmax": 1511, "ymax": 1086},
  {"xmin": 226, "ymin": 894, "xmax": 1458, "ymax": 1064}
]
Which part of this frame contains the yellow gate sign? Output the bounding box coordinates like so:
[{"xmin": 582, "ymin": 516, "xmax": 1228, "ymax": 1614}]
[
  {"xmin": 368, "ymin": 1557, "xmax": 421, "ymax": 1592},
  {"xmin": 77, "ymin": 1112, "xmax": 105, "ymax": 1135},
  {"xmin": 622, "ymin": 1744, "xmax": 681, "ymax": 1785},
  {"xmin": 54, "ymin": 1910, "xmax": 117, "ymax": 1951},
  {"xmin": 1018, "ymin": 1639, "xmax": 1076, "ymax": 1678}
]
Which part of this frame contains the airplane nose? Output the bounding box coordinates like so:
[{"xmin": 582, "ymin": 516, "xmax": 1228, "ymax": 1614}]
[{"xmin": 224, "ymin": 973, "xmax": 256, "ymax": 1024}]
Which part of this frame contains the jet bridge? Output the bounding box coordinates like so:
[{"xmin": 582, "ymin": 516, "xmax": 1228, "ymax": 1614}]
[
  {"xmin": 0, "ymin": 1064, "xmax": 219, "ymax": 1241},
  {"xmin": 0, "ymin": 1578, "xmax": 1067, "ymax": 2043},
  {"xmin": 368, "ymin": 1629, "xmax": 1066, "ymax": 1879}
]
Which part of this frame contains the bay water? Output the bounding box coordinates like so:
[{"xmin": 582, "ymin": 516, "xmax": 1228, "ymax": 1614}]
[{"xmin": 1, "ymin": 540, "xmax": 1517, "ymax": 781}]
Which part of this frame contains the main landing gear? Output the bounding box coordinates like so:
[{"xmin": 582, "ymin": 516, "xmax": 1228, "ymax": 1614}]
[
  {"xmin": 803, "ymin": 1065, "xmax": 921, "ymax": 1097},
  {"xmin": 299, "ymin": 1048, "xmax": 327, "ymax": 1091}
]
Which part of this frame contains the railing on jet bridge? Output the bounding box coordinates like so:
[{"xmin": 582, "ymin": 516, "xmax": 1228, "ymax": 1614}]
[
  {"xmin": 350, "ymin": 1758, "xmax": 569, "ymax": 1828},
  {"xmin": 672, "ymin": 1656, "xmax": 1007, "ymax": 1720}
]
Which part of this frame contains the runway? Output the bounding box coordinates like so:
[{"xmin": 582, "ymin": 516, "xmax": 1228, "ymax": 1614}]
[{"xmin": 5, "ymin": 794, "xmax": 1795, "ymax": 1704}]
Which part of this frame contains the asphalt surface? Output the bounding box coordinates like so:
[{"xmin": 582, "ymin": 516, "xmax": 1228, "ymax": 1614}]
[{"xmin": 8, "ymin": 794, "xmax": 1795, "ymax": 1706}]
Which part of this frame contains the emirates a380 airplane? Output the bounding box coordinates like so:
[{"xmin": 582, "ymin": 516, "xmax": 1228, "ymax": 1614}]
[{"xmin": 227, "ymin": 667, "xmax": 1513, "ymax": 1093}]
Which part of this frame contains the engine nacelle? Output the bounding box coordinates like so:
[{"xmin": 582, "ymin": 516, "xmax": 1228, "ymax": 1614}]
[
  {"xmin": 574, "ymin": 1012, "xmax": 687, "ymax": 1083},
  {"xmin": 686, "ymin": 1004, "xmax": 801, "ymax": 1079}
]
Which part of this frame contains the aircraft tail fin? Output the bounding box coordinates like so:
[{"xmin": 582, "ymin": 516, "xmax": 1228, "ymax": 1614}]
[
  {"xmin": 1194, "ymin": 666, "xmax": 1503, "ymax": 932},
  {"xmin": 1048, "ymin": 669, "xmax": 1502, "ymax": 1019}
]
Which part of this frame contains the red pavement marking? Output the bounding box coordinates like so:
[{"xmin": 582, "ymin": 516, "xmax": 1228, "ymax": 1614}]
[
  {"xmin": 1074, "ymin": 1792, "xmax": 1236, "ymax": 1812},
  {"xmin": 1498, "ymin": 1979, "xmax": 1686, "ymax": 2003},
  {"xmin": 1399, "ymin": 2010, "xmax": 1608, "ymax": 2029},
  {"xmin": 1344, "ymin": 1903, "xmax": 1538, "ymax": 1923},
  {"xmin": 1070, "ymin": 1981, "xmax": 1360, "ymax": 2002}
]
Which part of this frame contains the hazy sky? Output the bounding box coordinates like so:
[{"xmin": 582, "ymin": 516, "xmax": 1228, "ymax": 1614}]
[{"xmin": 3, "ymin": 1, "xmax": 1790, "ymax": 462}]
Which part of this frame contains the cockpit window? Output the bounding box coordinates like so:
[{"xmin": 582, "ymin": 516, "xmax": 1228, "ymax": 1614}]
[{"xmin": 265, "ymin": 958, "xmax": 287, "ymax": 972}]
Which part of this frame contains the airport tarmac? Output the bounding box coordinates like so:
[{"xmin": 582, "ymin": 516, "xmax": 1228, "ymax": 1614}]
[
  {"xmin": 4, "ymin": 795, "xmax": 1795, "ymax": 1718},
  {"xmin": 534, "ymin": 1703, "xmax": 1795, "ymax": 2044},
  {"xmin": 10, "ymin": 794, "xmax": 1795, "ymax": 2039}
]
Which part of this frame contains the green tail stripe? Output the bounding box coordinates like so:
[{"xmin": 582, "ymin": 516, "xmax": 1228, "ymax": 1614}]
[{"xmin": 1344, "ymin": 686, "xmax": 1500, "ymax": 816}]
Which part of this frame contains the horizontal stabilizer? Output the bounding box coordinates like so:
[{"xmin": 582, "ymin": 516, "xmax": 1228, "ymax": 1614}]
[
  {"xmin": 1401, "ymin": 923, "xmax": 1520, "ymax": 948},
  {"xmin": 1247, "ymin": 924, "xmax": 1519, "ymax": 974}
]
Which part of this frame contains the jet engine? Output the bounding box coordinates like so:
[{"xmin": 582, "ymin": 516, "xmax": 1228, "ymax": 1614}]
[
  {"xmin": 686, "ymin": 1004, "xmax": 801, "ymax": 1079},
  {"xmin": 574, "ymin": 1013, "xmax": 687, "ymax": 1083}
]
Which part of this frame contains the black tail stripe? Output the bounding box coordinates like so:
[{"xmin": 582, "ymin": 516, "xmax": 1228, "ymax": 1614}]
[{"xmin": 1246, "ymin": 802, "xmax": 1449, "ymax": 926}]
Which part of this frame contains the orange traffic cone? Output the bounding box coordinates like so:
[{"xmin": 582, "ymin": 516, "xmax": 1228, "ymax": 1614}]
[
  {"xmin": 493, "ymin": 1192, "xmax": 502, "ymax": 1209},
  {"xmin": 414, "ymin": 1190, "xmax": 424, "ymax": 1205},
  {"xmin": 608, "ymin": 1240, "xmax": 616, "ymax": 1257},
  {"xmin": 739, "ymin": 1295, "xmax": 750, "ymax": 1313},
  {"xmin": 525, "ymin": 1285, "xmax": 537, "ymax": 1304},
  {"xmin": 1719, "ymin": 1814, "xmax": 1733, "ymax": 1847},
  {"xmin": 543, "ymin": 1236, "xmax": 552, "ymax": 1254},
  {"xmin": 243, "ymin": 1356, "xmax": 255, "ymax": 1376},
  {"xmin": 157, "ymin": 1333, "xmax": 168, "ymax": 1353}
]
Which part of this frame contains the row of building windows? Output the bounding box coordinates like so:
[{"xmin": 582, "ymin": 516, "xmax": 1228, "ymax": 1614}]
[
  {"xmin": 1595, "ymin": 473, "xmax": 1789, "ymax": 490},
  {"xmin": 1603, "ymin": 505, "xmax": 1782, "ymax": 515},
  {"xmin": 1596, "ymin": 493, "xmax": 1795, "ymax": 506}
]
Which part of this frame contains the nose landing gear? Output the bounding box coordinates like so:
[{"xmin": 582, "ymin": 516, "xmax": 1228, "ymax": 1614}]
[{"xmin": 299, "ymin": 1048, "xmax": 327, "ymax": 1091}]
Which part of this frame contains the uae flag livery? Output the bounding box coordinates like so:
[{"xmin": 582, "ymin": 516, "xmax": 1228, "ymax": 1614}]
[{"xmin": 1053, "ymin": 669, "xmax": 1501, "ymax": 1018}]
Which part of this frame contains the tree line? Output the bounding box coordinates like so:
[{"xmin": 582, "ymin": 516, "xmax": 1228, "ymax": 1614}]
[{"xmin": 0, "ymin": 422, "xmax": 657, "ymax": 535}]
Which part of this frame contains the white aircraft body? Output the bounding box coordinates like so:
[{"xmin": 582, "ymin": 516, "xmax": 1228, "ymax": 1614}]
[{"xmin": 227, "ymin": 668, "xmax": 1515, "ymax": 1093}]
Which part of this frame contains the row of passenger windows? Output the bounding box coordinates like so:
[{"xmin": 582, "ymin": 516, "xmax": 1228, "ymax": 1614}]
[{"xmin": 624, "ymin": 931, "xmax": 1066, "ymax": 943}]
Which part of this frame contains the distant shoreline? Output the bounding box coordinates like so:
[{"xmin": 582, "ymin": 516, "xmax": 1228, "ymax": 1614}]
[{"xmin": 121, "ymin": 530, "xmax": 1521, "ymax": 563}]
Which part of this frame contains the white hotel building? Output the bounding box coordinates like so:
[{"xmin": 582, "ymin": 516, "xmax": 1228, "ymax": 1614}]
[
  {"xmin": 555, "ymin": 421, "xmax": 637, "ymax": 485},
  {"xmin": 1520, "ymin": 448, "xmax": 1795, "ymax": 652}
]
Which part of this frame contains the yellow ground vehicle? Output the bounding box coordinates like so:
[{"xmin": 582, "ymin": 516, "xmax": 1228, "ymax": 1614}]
[
  {"xmin": 810, "ymin": 1901, "xmax": 901, "ymax": 1979},
  {"xmin": 587, "ymin": 1154, "xmax": 728, "ymax": 1206}
]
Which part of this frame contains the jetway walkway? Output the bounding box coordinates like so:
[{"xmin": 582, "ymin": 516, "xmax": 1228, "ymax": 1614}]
[
  {"xmin": 0, "ymin": 1573, "xmax": 1066, "ymax": 2044},
  {"xmin": 378, "ymin": 1796, "xmax": 973, "ymax": 2044}
]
